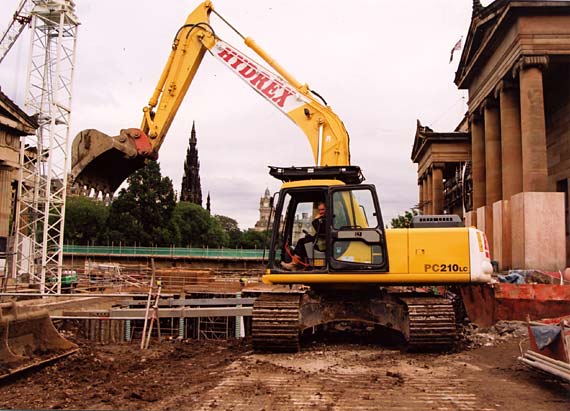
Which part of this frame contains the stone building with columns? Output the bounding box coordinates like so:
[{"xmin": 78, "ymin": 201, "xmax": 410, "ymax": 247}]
[
  {"xmin": 415, "ymin": 0, "xmax": 570, "ymax": 272},
  {"xmin": 0, "ymin": 90, "xmax": 38, "ymax": 272},
  {"xmin": 412, "ymin": 120, "xmax": 471, "ymax": 216}
]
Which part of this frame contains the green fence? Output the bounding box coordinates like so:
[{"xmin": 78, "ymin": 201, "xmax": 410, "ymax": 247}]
[{"xmin": 62, "ymin": 245, "xmax": 267, "ymax": 259}]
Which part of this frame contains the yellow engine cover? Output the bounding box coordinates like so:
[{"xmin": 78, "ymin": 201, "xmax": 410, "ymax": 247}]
[
  {"xmin": 264, "ymin": 227, "xmax": 481, "ymax": 285},
  {"xmin": 386, "ymin": 227, "xmax": 471, "ymax": 276}
]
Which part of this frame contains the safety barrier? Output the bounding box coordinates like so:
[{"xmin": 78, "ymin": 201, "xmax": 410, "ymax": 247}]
[{"xmin": 62, "ymin": 245, "xmax": 266, "ymax": 259}]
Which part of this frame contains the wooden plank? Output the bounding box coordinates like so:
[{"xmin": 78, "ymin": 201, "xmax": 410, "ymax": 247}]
[
  {"xmin": 58, "ymin": 306, "xmax": 253, "ymax": 319},
  {"xmin": 122, "ymin": 298, "xmax": 256, "ymax": 306}
]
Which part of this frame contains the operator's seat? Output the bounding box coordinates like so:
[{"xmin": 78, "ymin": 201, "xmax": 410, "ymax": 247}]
[{"xmin": 304, "ymin": 238, "xmax": 326, "ymax": 267}]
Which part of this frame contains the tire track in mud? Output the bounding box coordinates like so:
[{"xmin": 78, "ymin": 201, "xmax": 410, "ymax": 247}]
[{"xmin": 194, "ymin": 348, "xmax": 498, "ymax": 411}]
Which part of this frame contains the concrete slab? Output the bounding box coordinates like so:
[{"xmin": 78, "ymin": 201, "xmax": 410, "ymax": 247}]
[
  {"xmin": 511, "ymin": 192, "xmax": 566, "ymax": 270},
  {"xmin": 477, "ymin": 205, "xmax": 494, "ymax": 256},
  {"xmin": 465, "ymin": 211, "xmax": 477, "ymax": 228},
  {"xmin": 493, "ymin": 200, "xmax": 512, "ymax": 271}
]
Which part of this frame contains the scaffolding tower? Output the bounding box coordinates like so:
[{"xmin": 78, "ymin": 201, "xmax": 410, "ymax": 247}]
[{"xmin": 10, "ymin": 0, "xmax": 79, "ymax": 294}]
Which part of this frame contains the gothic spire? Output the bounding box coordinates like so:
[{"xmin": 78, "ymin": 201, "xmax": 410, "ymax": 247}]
[
  {"xmin": 190, "ymin": 120, "xmax": 197, "ymax": 144},
  {"xmin": 180, "ymin": 122, "xmax": 203, "ymax": 206}
]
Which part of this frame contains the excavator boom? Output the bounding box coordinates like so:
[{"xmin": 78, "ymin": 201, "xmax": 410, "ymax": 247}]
[{"xmin": 71, "ymin": 1, "xmax": 350, "ymax": 193}]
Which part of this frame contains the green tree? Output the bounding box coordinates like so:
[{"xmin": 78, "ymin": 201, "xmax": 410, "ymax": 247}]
[
  {"xmin": 173, "ymin": 202, "xmax": 228, "ymax": 247},
  {"xmin": 105, "ymin": 161, "xmax": 178, "ymax": 246},
  {"xmin": 237, "ymin": 229, "xmax": 270, "ymax": 249},
  {"xmin": 64, "ymin": 196, "xmax": 109, "ymax": 244},
  {"xmin": 390, "ymin": 208, "xmax": 419, "ymax": 228},
  {"xmin": 214, "ymin": 215, "xmax": 242, "ymax": 247}
]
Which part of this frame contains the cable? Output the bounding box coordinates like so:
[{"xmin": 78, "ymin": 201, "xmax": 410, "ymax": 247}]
[
  {"xmin": 428, "ymin": 94, "xmax": 467, "ymax": 130},
  {"xmin": 171, "ymin": 22, "xmax": 216, "ymax": 47},
  {"xmin": 309, "ymin": 89, "xmax": 328, "ymax": 106}
]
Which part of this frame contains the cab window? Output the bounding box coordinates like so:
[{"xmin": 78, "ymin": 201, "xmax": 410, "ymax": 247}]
[{"xmin": 331, "ymin": 187, "xmax": 385, "ymax": 269}]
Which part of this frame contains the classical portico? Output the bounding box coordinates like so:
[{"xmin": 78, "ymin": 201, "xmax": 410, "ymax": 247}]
[
  {"xmin": 452, "ymin": 0, "xmax": 570, "ymax": 270},
  {"xmin": 412, "ymin": 121, "xmax": 470, "ymax": 217}
]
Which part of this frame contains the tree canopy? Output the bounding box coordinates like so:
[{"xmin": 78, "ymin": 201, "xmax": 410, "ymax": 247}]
[
  {"xmin": 237, "ymin": 229, "xmax": 271, "ymax": 249},
  {"xmin": 64, "ymin": 160, "xmax": 270, "ymax": 248},
  {"xmin": 214, "ymin": 215, "xmax": 242, "ymax": 247},
  {"xmin": 390, "ymin": 208, "xmax": 419, "ymax": 228},
  {"xmin": 64, "ymin": 196, "xmax": 109, "ymax": 244},
  {"xmin": 105, "ymin": 161, "xmax": 178, "ymax": 246},
  {"xmin": 173, "ymin": 202, "xmax": 227, "ymax": 247}
]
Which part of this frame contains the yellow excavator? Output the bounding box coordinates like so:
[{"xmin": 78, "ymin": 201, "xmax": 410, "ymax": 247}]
[{"xmin": 71, "ymin": 1, "xmax": 493, "ymax": 352}]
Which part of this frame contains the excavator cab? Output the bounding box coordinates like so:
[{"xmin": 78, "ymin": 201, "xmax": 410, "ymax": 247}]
[{"xmin": 268, "ymin": 166, "xmax": 389, "ymax": 274}]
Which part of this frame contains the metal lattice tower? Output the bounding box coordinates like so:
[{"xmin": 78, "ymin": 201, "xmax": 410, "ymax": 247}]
[
  {"xmin": 11, "ymin": 0, "xmax": 79, "ymax": 294},
  {"xmin": 0, "ymin": 0, "xmax": 33, "ymax": 64}
]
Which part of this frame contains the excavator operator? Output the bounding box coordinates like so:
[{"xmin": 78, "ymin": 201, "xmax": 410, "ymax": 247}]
[{"xmin": 281, "ymin": 202, "xmax": 326, "ymax": 270}]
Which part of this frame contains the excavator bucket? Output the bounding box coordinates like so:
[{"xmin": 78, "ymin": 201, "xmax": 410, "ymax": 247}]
[
  {"xmin": 0, "ymin": 302, "xmax": 78, "ymax": 379},
  {"xmin": 71, "ymin": 128, "xmax": 151, "ymax": 194}
]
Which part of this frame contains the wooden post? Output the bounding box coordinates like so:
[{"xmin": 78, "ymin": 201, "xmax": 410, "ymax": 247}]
[
  {"xmin": 140, "ymin": 259, "xmax": 156, "ymax": 349},
  {"xmin": 144, "ymin": 286, "xmax": 162, "ymax": 349}
]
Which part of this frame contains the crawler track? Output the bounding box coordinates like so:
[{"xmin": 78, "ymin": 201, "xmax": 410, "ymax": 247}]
[
  {"xmin": 252, "ymin": 293, "xmax": 301, "ymax": 352},
  {"xmin": 401, "ymin": 296, "xmax": 457, "ymax": 351},
  {"xmin": 252, "ymin": 292, "xmax": 457, "ymax": 352}
]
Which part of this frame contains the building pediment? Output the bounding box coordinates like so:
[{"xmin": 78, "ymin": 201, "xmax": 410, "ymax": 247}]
[
  {"xmin": 411, "ymin": 119, "xmax": 469, "ymax": 164},
  {"xmin": 455, "ymin": 0, "xmax": 570, "ymax": 89}
]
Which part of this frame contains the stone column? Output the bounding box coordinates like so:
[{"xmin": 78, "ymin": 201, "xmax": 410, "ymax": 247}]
[
  {"xmin": 492, "ymin": 80, "xmax": 522, "ymax": 270},
  {"xmin": 482, "ymin": 99, "xmax": 501, "ymax": 256},
  {"xmin": 432, "ymin": 164, "xmax": 444, "ymax": 215},
  {"xmin": 496, "ymin": 80, "xmax": 523, "ymax": 199},
  {"xmin": 418, "ymin": 177, "xmax": 424, "ymax": 214},
  {"xmin": 0, "ymin": 167, "xmax": 13, "ymax": 258},
  {"xmin": 426, "ymin": 172, "xmax": 433, "ymax": 214},
  {"xmin": 509, "ymin": 56, "xmax": 566, "ymax": 270},
  {"xmin": 515, "ymin": 55, "xmax": 549, "ymax": 192},
  {"xmin": 483, "ymin": 98, "xmax": 502, "ymax": 206},
  {"xmin": 469, "ymin": 113, "xmax": 486, "ymax": 210}
]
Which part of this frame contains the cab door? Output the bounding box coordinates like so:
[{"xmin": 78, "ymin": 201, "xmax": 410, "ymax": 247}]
[{"xmin": 328, "ymin": 185, "xmax": 389, "ymax": 272}]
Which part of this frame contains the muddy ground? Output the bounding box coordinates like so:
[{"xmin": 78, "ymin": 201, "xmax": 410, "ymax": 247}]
[{"xmin": 0, "ymin": 323, "xmax": 568, "ymax": 411}]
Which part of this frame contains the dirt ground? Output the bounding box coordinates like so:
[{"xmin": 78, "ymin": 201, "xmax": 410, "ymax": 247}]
[{"xmin": 0, "ymin": 323, "xmax": 568, "ymax": 411}]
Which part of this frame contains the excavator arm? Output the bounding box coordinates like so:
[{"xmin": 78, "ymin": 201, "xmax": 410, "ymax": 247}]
[{"xmin": 71, "ymin": 1, "xmax": 350, "ymax": 194}]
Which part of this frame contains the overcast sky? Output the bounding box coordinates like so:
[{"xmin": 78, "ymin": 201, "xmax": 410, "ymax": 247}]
[{"xmin": 0, "ymin": 0, "xmax": 483, "ymax": 229}]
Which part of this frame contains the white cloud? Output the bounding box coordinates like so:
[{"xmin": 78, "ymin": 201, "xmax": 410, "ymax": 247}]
[{"xmin": 0, "ymin": 0, "xmax": 472, "ymax": 229}]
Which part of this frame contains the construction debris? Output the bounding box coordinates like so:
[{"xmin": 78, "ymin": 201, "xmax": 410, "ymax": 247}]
[
  {"xmin": 519, "ymin": 316, "xmax": 570, "ymax": 383},
  {"xmin": 460, "ymin": 282, "xmax": 570, "ymax": 327},
  {"xmin": 460, "ymin": 320, "xmax": 528, "ymax": 349}
]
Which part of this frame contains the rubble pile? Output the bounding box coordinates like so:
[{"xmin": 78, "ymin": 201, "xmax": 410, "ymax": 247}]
[{"xmin": 460, "ymin": 320, "xmax": 528, "ymax": 349}]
